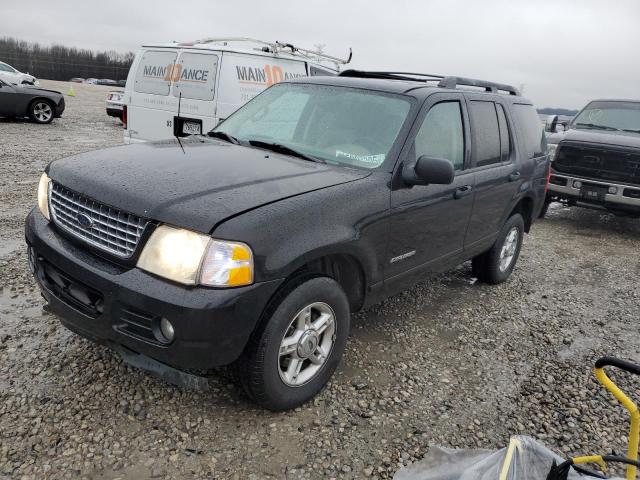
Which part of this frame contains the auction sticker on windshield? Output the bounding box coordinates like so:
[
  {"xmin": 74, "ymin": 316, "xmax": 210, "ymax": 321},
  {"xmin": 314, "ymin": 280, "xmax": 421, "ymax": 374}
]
[{"xmin": 336, "ymin": 150, "xmax": 386, "ymax": 166}]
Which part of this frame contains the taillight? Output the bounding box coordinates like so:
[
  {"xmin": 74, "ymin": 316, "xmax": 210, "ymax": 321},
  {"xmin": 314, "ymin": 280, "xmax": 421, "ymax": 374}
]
[
  {"xmin": 122, "ymin": 105, "xmax": 127, "ymax": 129},
  {"xmin": 107, "ymin": 93, "xmax": 113, "ymax": 100}
]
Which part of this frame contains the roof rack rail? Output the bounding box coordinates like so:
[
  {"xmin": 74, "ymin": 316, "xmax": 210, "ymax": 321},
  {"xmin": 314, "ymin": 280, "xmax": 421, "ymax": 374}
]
[
  {"xmin": 178, "ymin": 37, "xmax": 352, "ymax": 68},
  {"xmin": 339, "ymin": 69, "xmax": 520, "ymax": 96},
  {"xmin": 339, "ymin": 70, "xmax": 443, "ymax": 82},
  {"xmin": 438, "ymin": 76, "xmax": 519, "ymax": 95}
]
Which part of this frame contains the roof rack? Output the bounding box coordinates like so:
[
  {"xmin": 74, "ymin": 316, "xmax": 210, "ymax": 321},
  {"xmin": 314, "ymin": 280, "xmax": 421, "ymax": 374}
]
[
  {"xmin": 339, "ymin": 70, "xmax": 520, "ymax": 96},
  {"xmin": 176, "ymin": 37, "xmax": 352, "ymax": 69}
]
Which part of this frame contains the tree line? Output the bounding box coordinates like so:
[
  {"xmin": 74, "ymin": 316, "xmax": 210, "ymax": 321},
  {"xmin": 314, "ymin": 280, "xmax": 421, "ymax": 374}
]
[{"xmin": 0, "ymin": 37, "xmax": 134, "ymax": 81}]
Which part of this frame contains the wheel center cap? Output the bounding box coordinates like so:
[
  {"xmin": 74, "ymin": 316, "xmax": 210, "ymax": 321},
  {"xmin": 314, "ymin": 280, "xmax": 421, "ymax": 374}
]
[{"xmin": 297, "ymin": 330, "xmax": 319, "ymax": 358}]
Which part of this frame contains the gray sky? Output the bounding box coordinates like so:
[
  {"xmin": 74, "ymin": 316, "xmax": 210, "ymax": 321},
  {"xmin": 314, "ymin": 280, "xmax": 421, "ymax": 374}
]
[{"xmin": 1, "ymin": 0, "xmax": 637, "ymax": 109}]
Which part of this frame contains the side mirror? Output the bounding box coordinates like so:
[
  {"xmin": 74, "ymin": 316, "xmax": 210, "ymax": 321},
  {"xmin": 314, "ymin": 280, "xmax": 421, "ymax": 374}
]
[
  {"xmin": 545, "ymin": 115, "xmax": 559, "ymax": 133},
  {"xmin": 404, "ymin": 156, "xmax": 455, "ymax": 185}
]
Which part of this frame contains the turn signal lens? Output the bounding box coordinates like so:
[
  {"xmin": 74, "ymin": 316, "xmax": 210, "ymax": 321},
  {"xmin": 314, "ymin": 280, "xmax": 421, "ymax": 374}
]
[
  {"xmin": 37, "ymin": 173, "xmax": 51, "ymax": 220},
  {"xmin": 200, "ymin": 240, "xmax": 254, "ymax": 287}
]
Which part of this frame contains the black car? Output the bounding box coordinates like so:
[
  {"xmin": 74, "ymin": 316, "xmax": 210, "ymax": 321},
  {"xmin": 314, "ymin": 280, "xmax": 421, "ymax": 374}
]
[
  {"xmin": 544, "ymin": 99, "xmax": 640, "ymax": 216},
  {"xmin": 26, "ymin": 71, "xmax": 549, "ymax": 410},
  {"xmin": 0, "ymin": 78, "xmax": 65, "ymax": 124}
]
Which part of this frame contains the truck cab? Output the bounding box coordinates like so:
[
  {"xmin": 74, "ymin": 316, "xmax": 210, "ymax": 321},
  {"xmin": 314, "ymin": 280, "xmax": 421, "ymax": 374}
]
[{"xmin": 545, "ymin": 99, "xmax": 640, "ymax": 216}]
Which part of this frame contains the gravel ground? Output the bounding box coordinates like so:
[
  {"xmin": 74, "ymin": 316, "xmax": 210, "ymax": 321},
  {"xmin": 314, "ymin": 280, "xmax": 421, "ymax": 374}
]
[{"xmin": 1, "ymin": 80, "xmax": 639, "ymax": 479}]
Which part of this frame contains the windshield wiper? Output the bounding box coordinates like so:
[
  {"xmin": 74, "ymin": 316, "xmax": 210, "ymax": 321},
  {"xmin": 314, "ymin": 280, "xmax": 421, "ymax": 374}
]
[
  {"xmin": 622, "ymin": 128, "xmax": 640, "ymax": 134},
  {"xmin": 207, "ymin": 130, "xmax": 242, "ymax": 145},
  {"xmin": 247, "ymin": 140, "xmax": 325, "ymax": 163},
  {"xmin": 575, "ymin": 122, "xmax": 619, "ymax": 131}
]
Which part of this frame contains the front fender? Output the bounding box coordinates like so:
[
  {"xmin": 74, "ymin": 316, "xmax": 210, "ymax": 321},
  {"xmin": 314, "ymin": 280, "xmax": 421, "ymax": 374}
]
[{"xmin": 212, "ymin": 173, "xmax": 391, "ymax": 288}]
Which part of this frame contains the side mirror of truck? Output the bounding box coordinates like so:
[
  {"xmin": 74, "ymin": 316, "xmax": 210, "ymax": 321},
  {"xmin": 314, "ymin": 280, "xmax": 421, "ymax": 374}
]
[
  {"xmin": 545, "ymin": 115, "xmax": 559, "ymax": 133},
  {"xmin": 404, "ymin": 156, "xmax": 455, "ymax": 185}
]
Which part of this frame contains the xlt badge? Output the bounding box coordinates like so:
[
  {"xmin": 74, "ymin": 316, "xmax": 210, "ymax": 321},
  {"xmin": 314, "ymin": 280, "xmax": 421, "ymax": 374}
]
[{"xmin": 390, "ymin": 250, "xmax": 416, "ymax": 263}]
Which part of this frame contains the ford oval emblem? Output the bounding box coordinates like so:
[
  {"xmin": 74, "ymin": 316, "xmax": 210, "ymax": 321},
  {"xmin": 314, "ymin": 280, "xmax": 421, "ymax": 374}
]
[{"xmin": 76, "ymin": 213, "xmax": 94, "ymax": 229}]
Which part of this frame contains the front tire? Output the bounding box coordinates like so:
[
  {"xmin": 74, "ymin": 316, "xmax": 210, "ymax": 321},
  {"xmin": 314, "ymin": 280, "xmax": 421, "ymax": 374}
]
[
  {"xmin": 29, "ymin": 100, "xmax": 55, "ymax": 124},
  {"xmin": 472, "ymin": 213, "xmax": 525, "ymax": 285},
  {"xmin": 236, "ymin": 277, "xmax": 350, "ymax": 411}
]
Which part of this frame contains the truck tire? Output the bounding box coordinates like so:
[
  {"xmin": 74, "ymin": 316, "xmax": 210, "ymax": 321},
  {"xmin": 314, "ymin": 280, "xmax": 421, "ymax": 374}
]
[
  {"xmin": 29, "ymin": 100, "xmax": 55, "ymax": 124},
  {"xmin": 236, "ymin": 277, "xmax": 350, "ymax": 411},
  {"xmin": 472, "ymin": 213, "xmax": 524, "ymax": 285}
]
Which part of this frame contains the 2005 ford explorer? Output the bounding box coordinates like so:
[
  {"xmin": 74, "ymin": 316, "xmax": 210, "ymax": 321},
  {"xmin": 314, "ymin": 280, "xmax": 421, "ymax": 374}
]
[{"xmin": 26, "ymin": 70, "xmax": 549, "ymax": 410}]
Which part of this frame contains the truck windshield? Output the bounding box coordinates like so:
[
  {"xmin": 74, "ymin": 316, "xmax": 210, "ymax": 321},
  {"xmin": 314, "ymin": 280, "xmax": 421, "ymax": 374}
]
[
  {"xmin": 211, "ymin": 83, "xmax": 412, "ymax": 169},
  {"xmin": 573, "ymin": 101, "xmax": 640, "ymax": 133}
]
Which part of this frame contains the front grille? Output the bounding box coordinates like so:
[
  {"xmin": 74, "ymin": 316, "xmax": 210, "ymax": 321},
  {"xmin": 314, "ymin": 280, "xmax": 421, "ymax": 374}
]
[
  {"xmin": 553, "ymin": 143, "xmax": 640, "ymax": 185},
  {"xmin": 49, "ymin": 182, "xmax": 148, "ymax": 258}
]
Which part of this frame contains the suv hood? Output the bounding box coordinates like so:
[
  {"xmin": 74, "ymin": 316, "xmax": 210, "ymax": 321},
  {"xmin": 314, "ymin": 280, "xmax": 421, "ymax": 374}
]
[
  {"xmin": 47, "ymin": 138, "xmax": 370, "ymax": 233},
  {"xmin": 556, "ymin": 128, "xmax": 640, "ymax": 149}
]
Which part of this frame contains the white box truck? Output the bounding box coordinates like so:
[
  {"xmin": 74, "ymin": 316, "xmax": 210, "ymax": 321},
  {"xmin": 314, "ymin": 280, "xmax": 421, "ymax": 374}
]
[{"xmin": 123, "ymin": 38, "xmax": 351, "ymax": 143}]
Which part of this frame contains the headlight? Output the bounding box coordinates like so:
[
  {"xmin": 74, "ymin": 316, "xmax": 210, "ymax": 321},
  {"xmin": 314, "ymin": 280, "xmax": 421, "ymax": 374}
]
[
  {"xmin": 136, "ymin": 225, "xmax": 253, "ymax": 287},
  {"xmin": 37, "ymin": 173, "xmax": 51, "ymax": 220},
  {"xmin": 547, "ymin": 143, "xmax": 558, "ymax": 160}
]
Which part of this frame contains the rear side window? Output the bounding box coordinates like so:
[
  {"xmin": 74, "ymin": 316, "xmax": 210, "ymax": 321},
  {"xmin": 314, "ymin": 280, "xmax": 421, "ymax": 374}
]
[
  {"xmin": 414, "ymin": 101, "xmax": 465, "ymax": 171},
  {"xmin": 496, "ymin": 104, "xmax": 512, "ymax": 163},
  {"xmin": 470, "ymin": 101, "xmax": 501, "ymax": 167},
  {"xmin": 134, "ymin": 50, "xmax": 178, "ymax": 95},
  {"xmin": 309, "ymin": 65, "xmax": 336, "ymax": 77},
  {"xmin": 172, "ymin": 52, "xmax": 218, "ymax": 101},
  {"xmin": 512, "ymin": 104, "xmax": 547, "ymax": 158}
]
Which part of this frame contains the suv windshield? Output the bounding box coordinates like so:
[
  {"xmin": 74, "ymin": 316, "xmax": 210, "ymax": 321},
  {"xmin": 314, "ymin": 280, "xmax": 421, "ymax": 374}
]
[
  {"xmin": 573, "ymin": 101, "xmax": 640, "ymax": 133},
  {"xmin": 211, "ymin": 83, "xmax": 412, "ymax": 169}
]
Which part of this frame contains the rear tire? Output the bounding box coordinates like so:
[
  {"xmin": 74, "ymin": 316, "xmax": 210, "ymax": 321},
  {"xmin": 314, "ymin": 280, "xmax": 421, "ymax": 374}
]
[
  {"xmin": 29, "ymin": 100, "xmax": 55, "ymax": 124},
  {"xmin": 235, "ymin": 277, "xmax": 350, "ymax": 411},
  {"xmin": 472, "ymin": 213, "xmax": 524, "ymax": 285}
]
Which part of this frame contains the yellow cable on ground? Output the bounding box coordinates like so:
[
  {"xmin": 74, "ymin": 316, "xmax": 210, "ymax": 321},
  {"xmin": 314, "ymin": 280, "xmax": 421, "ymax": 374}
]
[
  {"xmin": 498, "ymin": 437, "xmax": 521, "ymax": 480},
  {"xmin": 572, "ymin": 455, "xmax": 607, "ymax": 472}
]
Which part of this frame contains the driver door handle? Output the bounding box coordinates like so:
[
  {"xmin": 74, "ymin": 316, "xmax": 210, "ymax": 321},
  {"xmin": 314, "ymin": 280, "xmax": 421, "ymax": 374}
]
[
  {"xmin": 509, "ymin": 171, "xmax": 521, "ymax": 182},
  {"xmin": 454, "ymin": 185, "xmax": 473, "ymax": 199}
]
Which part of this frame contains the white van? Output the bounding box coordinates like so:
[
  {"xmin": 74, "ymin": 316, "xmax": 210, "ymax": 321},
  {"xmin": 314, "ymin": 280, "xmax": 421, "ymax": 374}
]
[{"xmin": 123, "ymin": 38, "xmax": 351, "ymax": 143}]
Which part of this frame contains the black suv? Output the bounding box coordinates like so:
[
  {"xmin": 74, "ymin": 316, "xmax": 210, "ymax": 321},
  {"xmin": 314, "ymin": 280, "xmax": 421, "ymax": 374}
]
[
  {"xmin": 545, "ymin": 99, "xmax": 640, "ymax": 216},
  {"xmin": 26, "ymin": 71, "xmax": 549, "ymax": 410}
]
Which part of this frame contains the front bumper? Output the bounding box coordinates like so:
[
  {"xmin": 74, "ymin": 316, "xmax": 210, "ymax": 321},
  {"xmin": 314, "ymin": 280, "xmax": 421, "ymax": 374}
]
[
  {"xmin": 25, "ymin": 209, "xmax": 281, "ymax": 370},
  {"xmin": 55, "ymin": 98, "xmax": 65, "ymax": 118},
  {"xmin": 547, "ymin": 171, "xmax": 640, "ymax": 211},
  {"xmin": 106, "ymin": 101, "xmax": 123, "ymax": 118}
]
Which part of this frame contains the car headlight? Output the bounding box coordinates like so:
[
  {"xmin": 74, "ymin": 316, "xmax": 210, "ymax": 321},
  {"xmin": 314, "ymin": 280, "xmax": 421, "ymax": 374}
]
[
  {"xmin": 37, "ymin": 173, "xmax": 51, "ymax": 220},
  {"xmin": 136, "ymin": 225, "xmax": 253, "ymax": 287},
  {"xmin": 547, "ymin": 143, "xmax": 558, "ymax": 160}
]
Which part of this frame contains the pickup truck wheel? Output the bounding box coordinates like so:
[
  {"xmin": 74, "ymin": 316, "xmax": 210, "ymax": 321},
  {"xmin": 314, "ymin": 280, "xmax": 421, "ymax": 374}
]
[
  {"xmin": 472, "ymin": 213, "xmax": 524, "ymax": 285},
  {"xmin": 237, "ymin": 277, "xmax": 350, "ymax": 411}
]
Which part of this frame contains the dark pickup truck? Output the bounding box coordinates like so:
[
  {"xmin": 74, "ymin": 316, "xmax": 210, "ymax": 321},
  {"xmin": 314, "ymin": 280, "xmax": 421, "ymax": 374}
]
[
  {"xmin": 26, "ymin": 70, "xmax": 549, "ymax": 410},
  {"xmin": 545, "ymin": 99, "xmax": 640, "ymax": 216}
]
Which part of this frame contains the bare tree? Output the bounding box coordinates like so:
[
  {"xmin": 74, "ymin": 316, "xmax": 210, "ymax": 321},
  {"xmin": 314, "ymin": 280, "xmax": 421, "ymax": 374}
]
[{"xmin": 0, "ymin": 37, "xmax": 134, "ymax": 81}]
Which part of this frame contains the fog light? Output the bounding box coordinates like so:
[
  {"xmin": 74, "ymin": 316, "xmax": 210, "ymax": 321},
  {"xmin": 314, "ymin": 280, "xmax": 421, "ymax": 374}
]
[
  {"xmin": 608, "ymin": 186, "xmax": 617, "ymax": 195},
  {"xmin": 159, "ymin": 318, "xmax": 175, "ymax": 343},
  {"xmin": 573, "ymin": 180, "xmax": 582, "ymax": 189}
]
